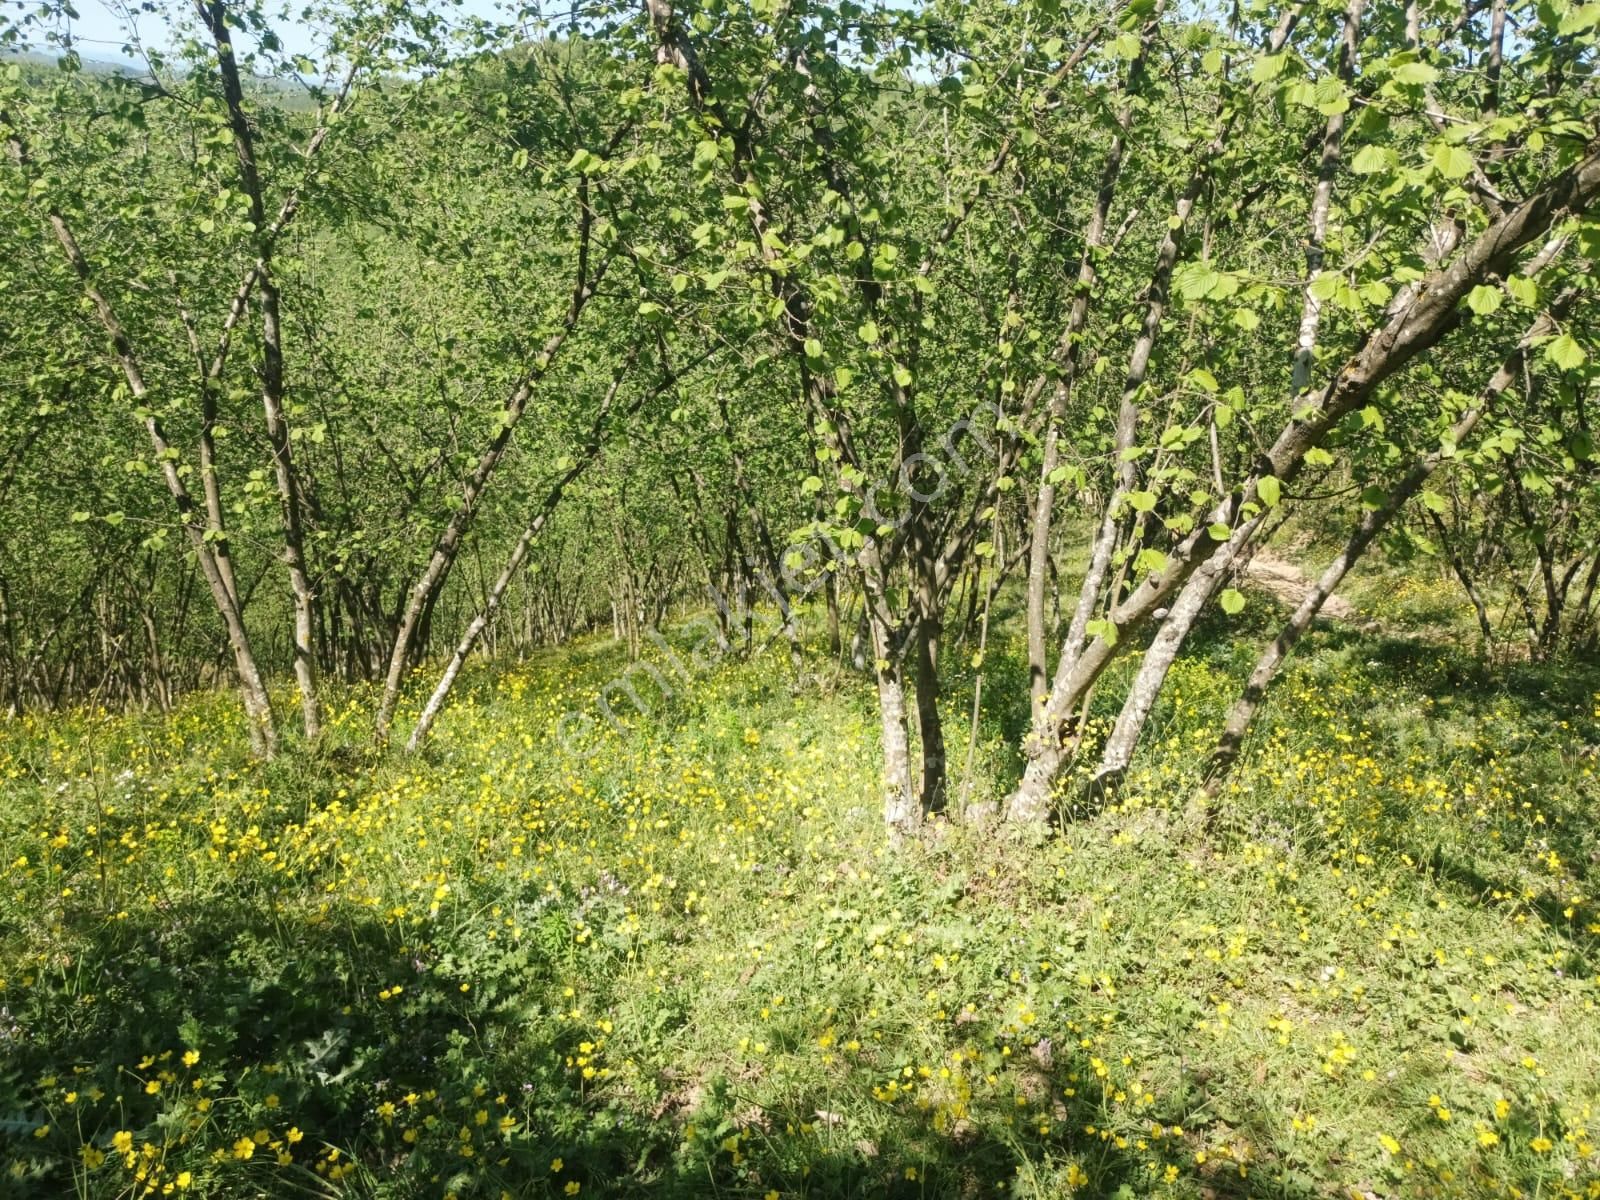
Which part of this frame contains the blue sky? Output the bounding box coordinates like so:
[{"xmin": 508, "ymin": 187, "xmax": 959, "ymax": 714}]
[{"xmin": 3, "ymin": 0, "xmax": 523, "ymax": 66}]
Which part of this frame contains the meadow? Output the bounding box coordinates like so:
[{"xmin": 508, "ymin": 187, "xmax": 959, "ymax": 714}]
[
  {"xmin": 2, "ymin": 575, "xmax": 1598, "ymax": 1200},
  {"xmin": 7, "ymin": 0, "xmax": 1600, "ymax": 1193}
]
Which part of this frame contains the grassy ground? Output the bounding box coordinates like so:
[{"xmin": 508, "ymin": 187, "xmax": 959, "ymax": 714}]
[{"xmin": 1, "ymin": 581, "xmax": 1598, "ymax": 1199}]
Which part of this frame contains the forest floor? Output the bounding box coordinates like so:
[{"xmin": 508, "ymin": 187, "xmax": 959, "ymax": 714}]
[
  {"xmin": 2, "ymin": 568, "xmax": 1599, "ymax": 1199},
  {"xmin": 1243, "ymin": 553, "xmax": 1363, "ymax": 625}
]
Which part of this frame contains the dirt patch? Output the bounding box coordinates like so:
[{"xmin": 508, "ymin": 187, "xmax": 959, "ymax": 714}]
[{"xmin": 1244, "ymin": 551, "xmax": 1366, "ymax": 625}]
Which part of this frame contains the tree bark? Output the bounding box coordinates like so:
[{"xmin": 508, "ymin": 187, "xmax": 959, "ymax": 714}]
[{"xmin": 1291, "ymin": 0, "xmax": 1364, "ymax": 395}]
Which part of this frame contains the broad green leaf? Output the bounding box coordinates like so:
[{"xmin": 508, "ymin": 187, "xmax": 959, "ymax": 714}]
[
  {"xmin": 1308, "ymin": 273, "xmax": 1340, "ymax": 302},
  {"xmin": 1134, "ymin": 548, "xmax": 1169, "ymax": 574},
  {"xmin": 1219, "ymin": 588, "xmax": 1246, "ymax": 615},
  {"xmin": 1392, "ymin": 61, "xmax": 1439, "ymax": 85},
  {"xmin": 1351, "ymin": 144, "xmax": 1396, "ymax": 174},
  {"xmin": 1314, "ymin": 77, "xmax": 1349, "ymax": 116},
  {"xmin": 1466, "ymin": 284, "xmax": 1501, "ymax": 316},
  {"xmin": 1257, "ymin": 475, "xmax": 1281, "ymax": 507},
  {"xmin": 1086, "ymin": 618, "xmax": 1119, "ymax": 647},
  {"xmin": 1252, "ymin": 53, "xmax": 1286, "ymax": 83},
  {"xmin": 1430, "ymin": 142, "xmax": 1475, "ymax": 181},
  {"xmin": 1546, "ymin": 332, "xmax": 1587, "ymax": 370},
  {"xmin": 1506, "ymin": 275, "xmax": 1538, "ymax": 306}
]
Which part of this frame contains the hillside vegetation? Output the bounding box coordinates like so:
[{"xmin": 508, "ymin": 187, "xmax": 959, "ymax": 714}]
[
  {"xmin": 3, "ymin": 591, "xmax": 1599, "ymax": 1197},
  {"xmin": 4, "ymin": 0, "xmax": 1600, "ymax": 1194}
]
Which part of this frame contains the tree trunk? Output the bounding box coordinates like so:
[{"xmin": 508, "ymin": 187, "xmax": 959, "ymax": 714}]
[
  {"xmin": 373, "ymin": 185, "xmax": 608, "ymax": 744},
  {"xmin": 408, "ymin": 515, "xmax": 546, "ymax": 750},
  {"xmin": 1025, "ymin": 8, "xmax": 1158, "ymax": 728},
  {"xmin": 911, "ymin": 615, "xmax": 947, "ymax": 816},
  {"xmin": 1005, "ymin": 150, "xmax": 1600, "ymax": 822},
  {"xmin": 872, "ymin": 612, "xmax": 918, "ymax": 837},
  {"xmin": 18, "ymin": 148, "xmax": 279, "ymax": 755},
  {"xmin": 1195, "ymin": 290, "xmax": 1578, "ymax": 797},
  {"xmin": 1431, "ymin": 511, "xmax": 1495, "ymax": 649}
]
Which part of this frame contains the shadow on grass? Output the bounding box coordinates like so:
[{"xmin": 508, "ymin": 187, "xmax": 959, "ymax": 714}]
[{"xmin": 1, "ymin": 882, "xmax": 1339, "ymax": 1199}]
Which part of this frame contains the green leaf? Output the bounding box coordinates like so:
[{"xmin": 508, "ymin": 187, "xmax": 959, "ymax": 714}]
[
  {"xmin": 1133, "ymin": 548, "xmax": 1169, "ymax": 574},
  {"xmin": 1420, "ymin": 489, "xmax": 1448, "ymax": 514},
  {"xmin": 1557, "ymin": 2, "xmax": 1600, "ymax": 35},
  {"xmin": 1257, "ymin": 475, "xmax": 1282, "ymax": 507},
  {"xmin": 1304, "ymin": 447, "xmax": 1335, "ymax": 467},
  {"xmin": 1176, "ymin": 264, "xmax": 1222, "ymax": 301},
  {"xmin": 1086, "ymin": 618, "xmax": 1119, "ymax": 647},
  {"xmin": 1351, "ymin": 144, "xmax": 1395, "ymax": 175},
  {"xmin": 1208, "ymin": 522, "xmax": 1232, "ymax": 541},
  {"xmin": 1546, "ymin": 332, "xmax": 1587, "ymax": 370},
  {"xmin": 1313, "ymin": 77, "xmax": 1349, "ymax": 116},
  {"xmin": 857, "ymin": 320, "xmax": 880, "ymax": 344},
  {"xmin": 1506, "ymin": 275, "xmax": 1539, "ymax": 307},
  {"xmin": 1391, "ymin": 60, "xmax": 1440, "ymax": 86},
  {"xmin": 721, "ymin": 194, "xmax": 750, "ymax": 211},
  {"xmin": 1252, "ymin": 53, "xmax": 1286, "ymax": 84},
  {"xmin": 1126, "ymin": 490, "xmax": 1158, "ymax": 513},
  {"xmin": 834, "ymin": 367, "xmax": 855, "ymax": 389},
  {"xmin": 804, "ymin": 337, "xmax": 824, "ymax": 360},
  {"xmin": 1430, "ymin": 142, "xmax": 1475, "ymax": 181},
  {"xmin": 1466, "ymin": 284, "xmax": 1501, "ymax": 316},
  {"xmin": 892, "ymin": 364, "xmax": 913, "ymax": 388},
  {"xmin": 1308, "ymin": 273, "xmax": 1340, "ymax": 302},
  {"xmin": 1219, "ymin": 588, "xmax": 1246, "ymax": 615}
]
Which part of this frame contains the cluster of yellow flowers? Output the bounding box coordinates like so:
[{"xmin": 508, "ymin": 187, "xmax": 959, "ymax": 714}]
[{"xmin": 1, "ymin": 635, "xmax": 1597, "ymax": 1197}]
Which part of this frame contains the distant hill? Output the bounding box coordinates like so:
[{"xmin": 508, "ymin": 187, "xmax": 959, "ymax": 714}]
[
  {"xmin": 3, "ymin": 48, "xmax": 146, "ymax": 76},
  {"xmin": 3, "ymin": 47, "xmax": 316, "ymax": 105}
]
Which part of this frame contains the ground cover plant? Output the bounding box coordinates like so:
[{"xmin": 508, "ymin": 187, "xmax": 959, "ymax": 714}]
[
  {"xmin": 5, "ymin": 0, "xmax": 1600, "ymax": 1194},
  {"xmin": 2, "ymin": 591, "xmax": 1598, "ymax": 1198}
]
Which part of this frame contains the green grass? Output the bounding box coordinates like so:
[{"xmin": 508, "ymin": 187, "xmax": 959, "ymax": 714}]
[{"xmin": 1, "ymin": 598, "xmax": 1598, "ymax": 1199}]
